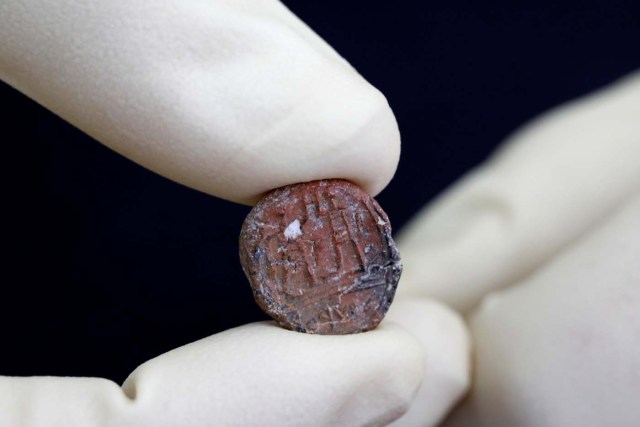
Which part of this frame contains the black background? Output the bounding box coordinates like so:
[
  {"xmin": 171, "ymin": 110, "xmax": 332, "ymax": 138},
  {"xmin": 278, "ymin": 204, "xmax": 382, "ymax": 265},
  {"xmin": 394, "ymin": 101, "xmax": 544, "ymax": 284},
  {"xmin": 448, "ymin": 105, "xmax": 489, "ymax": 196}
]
[{"xmin": 1, "ymin": 1, "xmax": 639, "ymax": 384}]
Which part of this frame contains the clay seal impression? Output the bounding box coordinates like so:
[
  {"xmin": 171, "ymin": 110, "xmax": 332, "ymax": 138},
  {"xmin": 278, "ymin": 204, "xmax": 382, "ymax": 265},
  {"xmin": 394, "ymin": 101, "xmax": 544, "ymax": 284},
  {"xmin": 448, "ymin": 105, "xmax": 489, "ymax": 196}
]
[{"xmin": 239, "ymin": 179, "xmax": 402, "ymax": 334}]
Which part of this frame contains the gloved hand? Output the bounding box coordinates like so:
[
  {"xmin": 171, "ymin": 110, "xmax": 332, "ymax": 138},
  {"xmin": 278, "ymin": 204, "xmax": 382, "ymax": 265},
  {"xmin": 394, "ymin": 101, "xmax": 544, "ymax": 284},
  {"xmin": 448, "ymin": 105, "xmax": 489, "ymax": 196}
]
[
  {"xmin": 396, "ymin": 71, "xmax": 640, "ymax": 426},
  {"xmin": 0, "ymin": 1, "xmax": 469, "ymax": 426}
]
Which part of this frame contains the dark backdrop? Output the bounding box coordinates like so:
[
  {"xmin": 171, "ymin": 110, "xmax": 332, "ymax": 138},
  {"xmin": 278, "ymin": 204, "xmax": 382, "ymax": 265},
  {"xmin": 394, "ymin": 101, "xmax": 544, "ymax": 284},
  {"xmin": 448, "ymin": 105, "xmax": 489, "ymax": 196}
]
[{"xmin": 2, "ymin": 1, "xmax": 639, "ymax": 383}]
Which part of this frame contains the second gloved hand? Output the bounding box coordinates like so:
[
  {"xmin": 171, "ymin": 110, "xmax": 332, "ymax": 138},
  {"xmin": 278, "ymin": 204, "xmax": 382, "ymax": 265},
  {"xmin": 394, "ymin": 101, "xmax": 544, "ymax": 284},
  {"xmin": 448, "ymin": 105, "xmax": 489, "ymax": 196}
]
[{"xmin": 395, "ymin": 71, "xmax": 640, "ymax": 426}]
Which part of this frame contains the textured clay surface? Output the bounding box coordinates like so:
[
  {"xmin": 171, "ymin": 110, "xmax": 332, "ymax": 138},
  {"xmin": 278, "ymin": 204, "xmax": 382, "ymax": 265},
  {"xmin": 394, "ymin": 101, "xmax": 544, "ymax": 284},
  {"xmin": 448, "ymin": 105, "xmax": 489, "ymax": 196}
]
[{"xmin": 239, "ymin": 180, "xmax": 402, "ymax": 334}]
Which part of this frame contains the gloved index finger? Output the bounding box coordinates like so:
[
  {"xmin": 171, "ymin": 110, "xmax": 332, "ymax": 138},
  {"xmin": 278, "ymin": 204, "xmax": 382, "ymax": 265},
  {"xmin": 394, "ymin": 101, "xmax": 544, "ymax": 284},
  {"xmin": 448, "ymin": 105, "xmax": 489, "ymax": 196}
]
[{"xmin": 0, "ymin": 0, "xmax": 400, "ymax": 205}]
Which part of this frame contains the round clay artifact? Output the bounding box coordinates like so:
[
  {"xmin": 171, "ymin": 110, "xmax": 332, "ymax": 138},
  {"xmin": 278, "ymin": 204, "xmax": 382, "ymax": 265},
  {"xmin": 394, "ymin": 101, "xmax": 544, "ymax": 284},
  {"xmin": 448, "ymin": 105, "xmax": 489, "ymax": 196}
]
[{"xmin": 239, "ymin": 179, "xmax": 402, "ymax": 334}]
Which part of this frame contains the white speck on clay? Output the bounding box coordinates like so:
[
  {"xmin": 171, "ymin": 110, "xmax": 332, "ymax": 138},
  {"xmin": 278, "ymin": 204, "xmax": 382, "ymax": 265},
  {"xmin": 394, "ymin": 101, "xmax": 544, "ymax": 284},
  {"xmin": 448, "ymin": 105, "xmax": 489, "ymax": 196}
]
[
  {"xmin": 377, "ymin": 217, "xmax": 386, "ymax": 226},
  {"xmin": 284, "ymin": 219, "xmax": 302, "ymax": 239}
]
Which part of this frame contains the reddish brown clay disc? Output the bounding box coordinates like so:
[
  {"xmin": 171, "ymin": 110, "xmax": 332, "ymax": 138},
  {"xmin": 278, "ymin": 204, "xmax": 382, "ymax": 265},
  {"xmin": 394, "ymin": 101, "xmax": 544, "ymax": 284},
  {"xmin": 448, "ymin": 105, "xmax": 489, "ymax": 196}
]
[{"xmin": 239, "ymin": 179, "xmax": 402, "ymax": 334}]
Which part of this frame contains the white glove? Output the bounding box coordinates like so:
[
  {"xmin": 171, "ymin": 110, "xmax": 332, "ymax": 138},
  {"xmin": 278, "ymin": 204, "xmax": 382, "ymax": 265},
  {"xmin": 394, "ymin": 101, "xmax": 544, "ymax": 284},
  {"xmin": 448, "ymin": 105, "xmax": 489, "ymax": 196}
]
[
  {"xmin": 397, "ymin": 71, "xmax": 640, "ymax": 426},
  {"xmin": 0, "ymin": 1, "xmax": 469, "ymax": 426}
]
